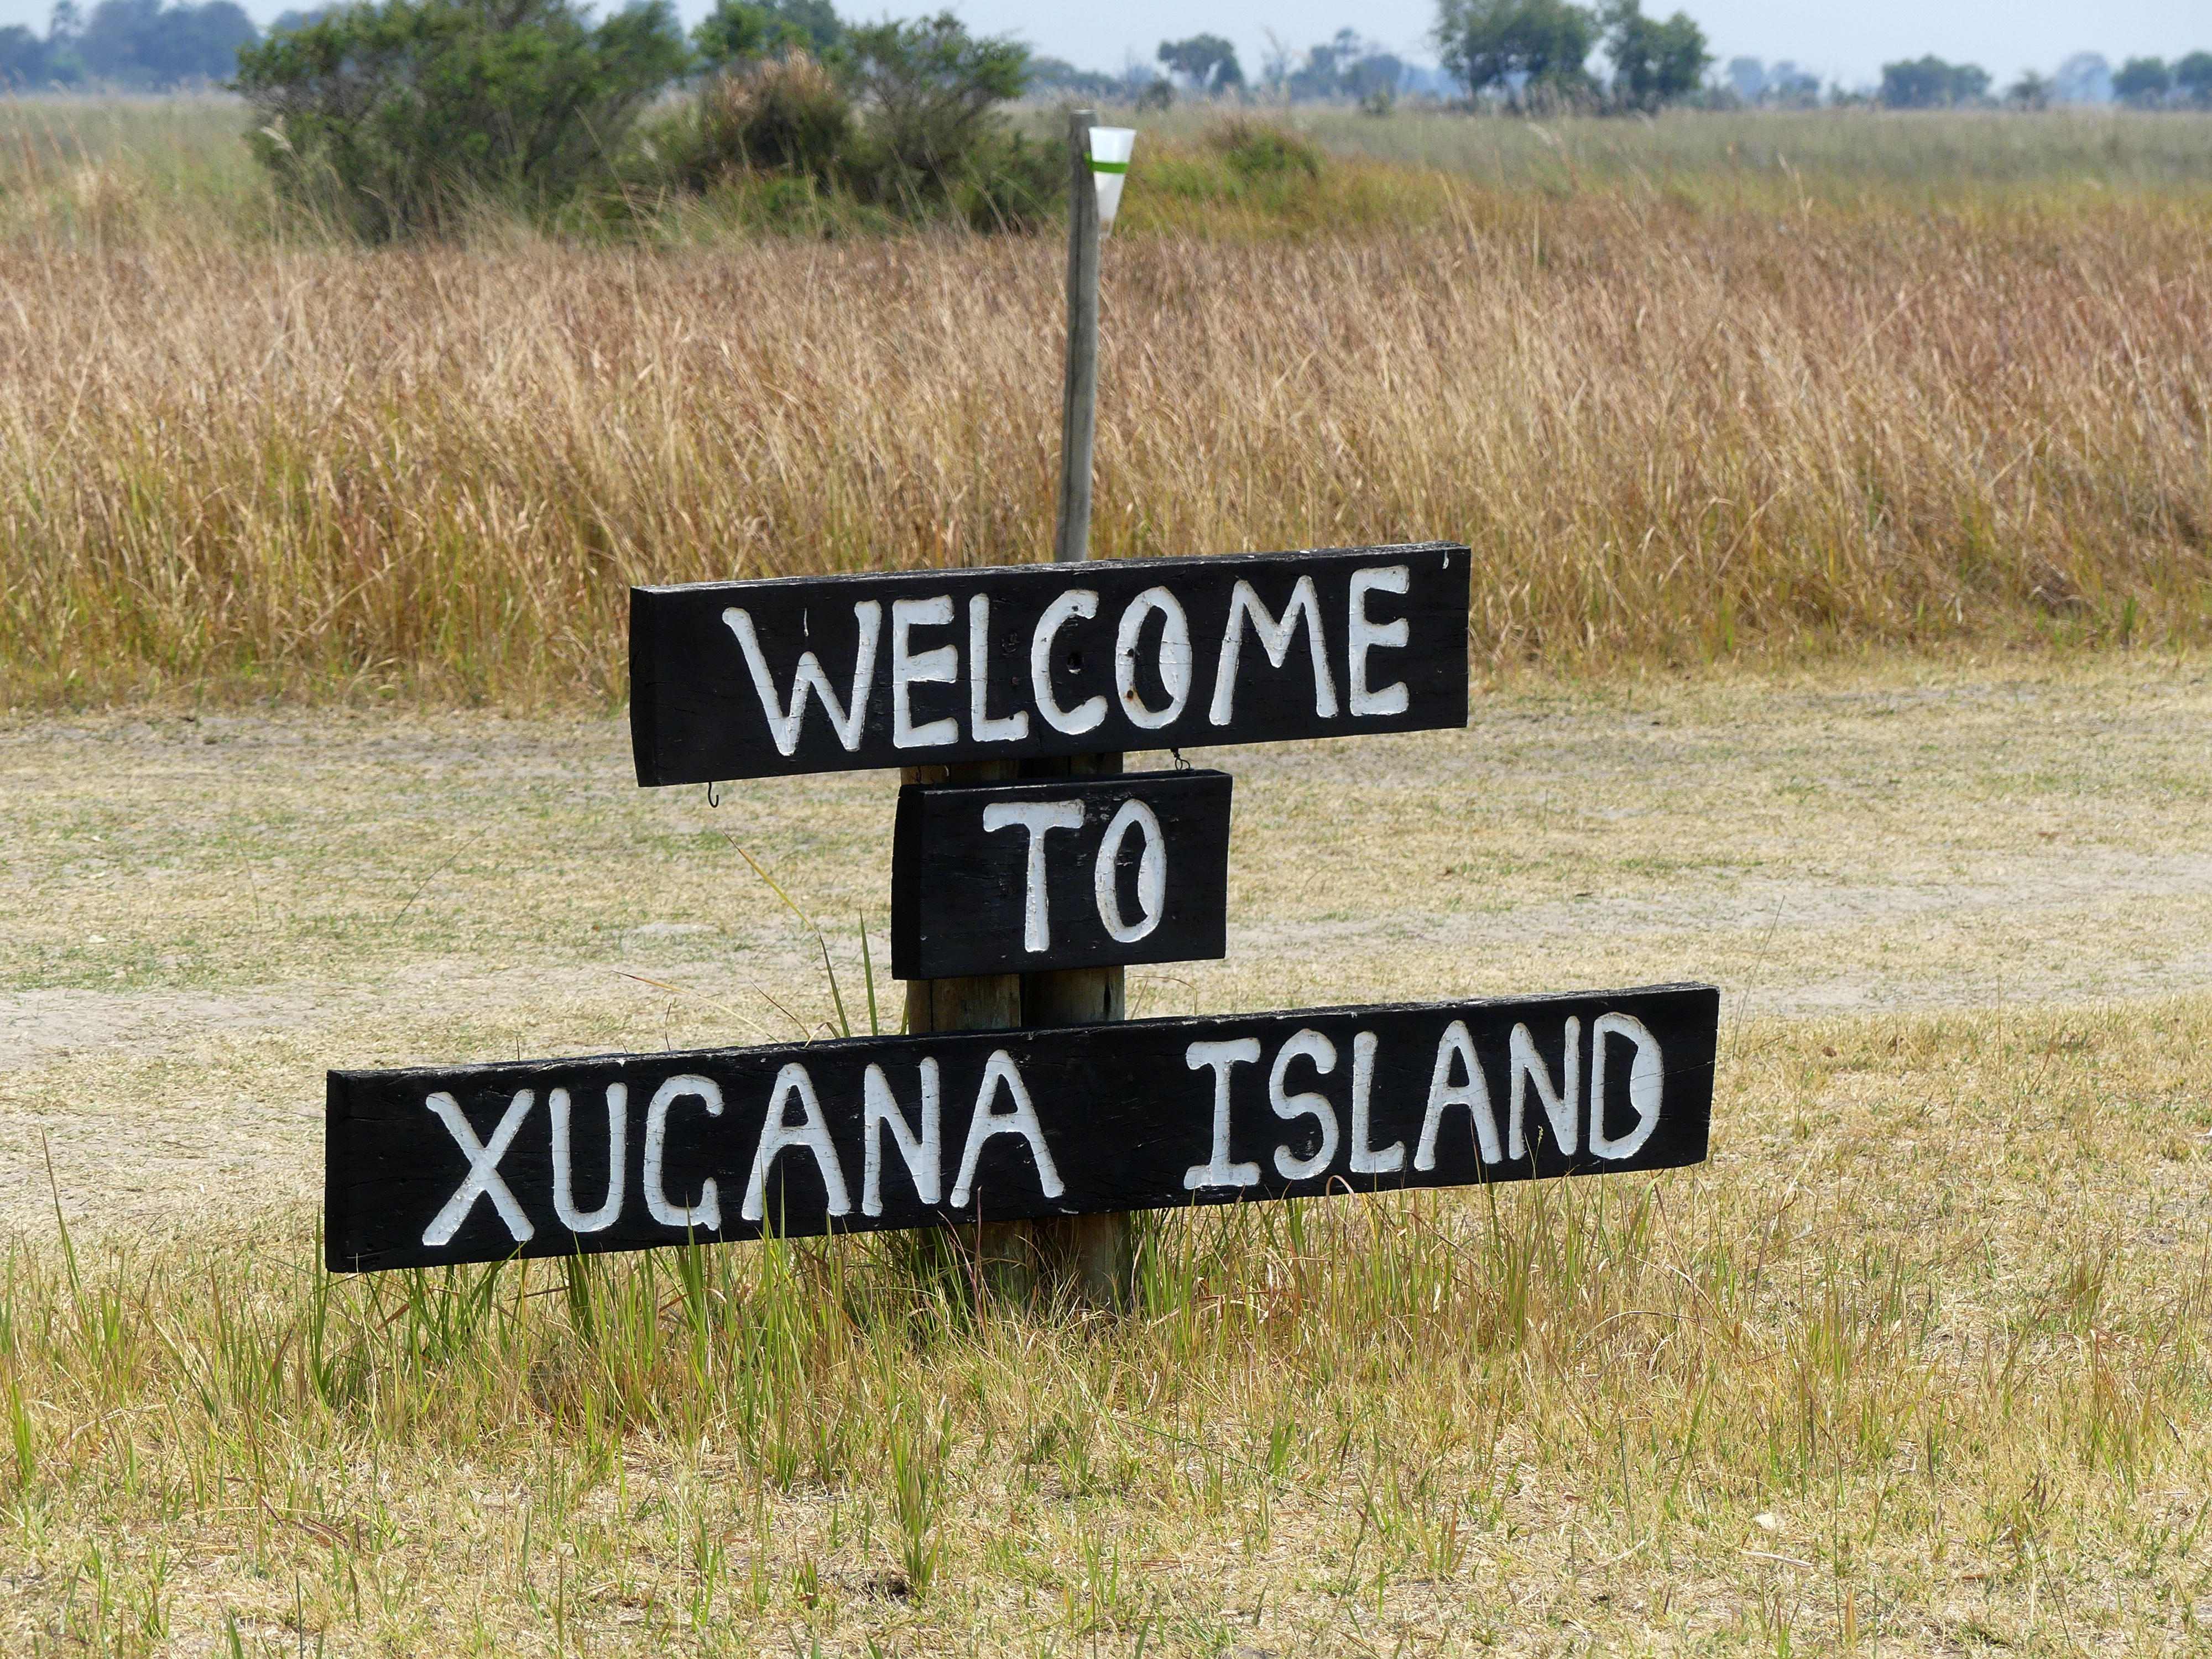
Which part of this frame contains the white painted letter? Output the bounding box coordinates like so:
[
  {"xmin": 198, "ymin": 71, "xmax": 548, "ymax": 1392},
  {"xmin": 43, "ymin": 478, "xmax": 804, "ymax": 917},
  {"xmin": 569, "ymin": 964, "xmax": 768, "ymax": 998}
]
[
  {"xmin": 1209, "ymin": 577, "xmax": 1338, "ymax": 726},
  {"xmin": 968, "ymin": 594, "xmax": 1030, "ymax": 744},
  {"xmin": 551, "ymin": 1083, "xmax": 625, "ymax": 1233},
  {"xmin": 742, "ymin": 1063, "xmax": 852, "ymax": 1223},
  {"xmin": 1031, "ymin": 589, "xmax": 1107, "ymax": 735},
  {"xmin": 950, "ymin": 1051, "xmax": 1065, "ymax": 1208},
  {"xmin": 1349, "ymin": 1031, "xmax": 1405, "ymax": 1174},
  {"xmin": 1093, "ymin": 798, "xmax": 1166, "ymax": 944},
  {"xmin": 1588, "ymin": 1012, "xmax": 1663, "ymax": 1160},
  {"xmin": 423, "ymin": 1090, "xmax": 537, "ymax": 1246},
  {"xmin": 645, "ymin": 1075, "xmax": 724, "ymax": 1232},
  {"xmin": 1183, "ymin": 1038, "xmax": 1262, "ymax": 1189},
  {"xmin": 863, "ymin": 1060, "xmax": 942, "ymax": 1215},
  {"xmin": 1269, "ymin": 1030, "xmax": 1340, "ymax": 1181},
  {"xmin": 721, "ymin": 603, "xmax": 879, "ymax": 757},
  {"xmin": 981, "ymin": 800, "xmax": 1085, "ymax": 953},
  {"xmin": 1509, "ymin": 1019, "xmax": 1582, "ymax": 1161},
  {"xmin": 891, "ymin": 596, "xmax": 959, "ymax": 749},
  {"xmin": 1347, "ymin": 565, "xmax": 1411, "ymax": 717},
  {"xmin": 1114, "ymin": 586, "xmax": 1192, "ymax": 729},
  {"xmin": 1416, "ymin": 1021, "xmax": 1501, "ymax": 1169}
]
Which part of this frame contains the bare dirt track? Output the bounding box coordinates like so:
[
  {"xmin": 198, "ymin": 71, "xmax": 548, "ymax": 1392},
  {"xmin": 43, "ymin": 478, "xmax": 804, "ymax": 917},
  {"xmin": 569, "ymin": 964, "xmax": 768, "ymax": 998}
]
[{"xmin": 4, "ymin": 652, "xmax": 2208, "ymax": 1239}]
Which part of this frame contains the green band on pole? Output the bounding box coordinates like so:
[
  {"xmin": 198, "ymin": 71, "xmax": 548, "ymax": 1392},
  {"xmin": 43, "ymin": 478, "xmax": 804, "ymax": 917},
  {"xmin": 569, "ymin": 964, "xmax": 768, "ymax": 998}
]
[{"xmin": 1089, "ymin": 160, "xmax": 1129, "ymax": 174}]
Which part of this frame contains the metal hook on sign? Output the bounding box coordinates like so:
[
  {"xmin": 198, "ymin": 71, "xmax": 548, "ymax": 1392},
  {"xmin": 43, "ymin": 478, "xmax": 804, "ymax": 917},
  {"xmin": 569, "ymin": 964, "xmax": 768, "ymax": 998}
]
[
  {"xmin": 707, "ymin": 780, "xmax": 723, "ymax": 808},
  {"xmin": 1170, "ymin": 748, "xmax": 1192, "ymax": 773}
]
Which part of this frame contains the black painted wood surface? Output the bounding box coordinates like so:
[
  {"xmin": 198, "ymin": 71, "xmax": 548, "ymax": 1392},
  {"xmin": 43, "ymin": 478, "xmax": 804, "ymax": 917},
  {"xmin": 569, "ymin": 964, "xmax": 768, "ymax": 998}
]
[
  {"xmin": 326, "ymin": 984, "xmax": 1717, "ymax": 1272},
  {"xmin": 630, "ymin": 544, "xmax": 1470, "ymax": 785},
  {"xmin": 891, "ymin": 769, "xmax": 1230, "ymax": 979}
]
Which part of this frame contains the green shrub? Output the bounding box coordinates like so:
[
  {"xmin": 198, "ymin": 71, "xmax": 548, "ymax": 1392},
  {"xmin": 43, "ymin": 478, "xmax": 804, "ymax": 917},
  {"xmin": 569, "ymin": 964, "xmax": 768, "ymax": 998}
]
[
  {"xmin": 672, "ymin": 48, "xmax": 850, "ymax": 186},
  {"xmin": 953, "ymin": 126, "xmax": 1062, "ymax": 232},
  {"xmin": 1209, "ymin": 118, "xmax": 1323, "ymax": 182},
  {"xmin": 840, "ymin": 10, "xmax": 1025, "ymax": 210},
  {"xmin": 235, "ymin": 0, "xmax": 690, "ymax": 241},
  {"xmin": 645, "ymin": 9, "xmax": 1048, "ymax": 235}
]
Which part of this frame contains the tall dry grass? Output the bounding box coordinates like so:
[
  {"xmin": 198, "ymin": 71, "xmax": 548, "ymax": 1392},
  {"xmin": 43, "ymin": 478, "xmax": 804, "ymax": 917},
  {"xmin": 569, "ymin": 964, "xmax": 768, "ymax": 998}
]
[{"xmin": 1, "ymin": 114, "xmax": 2209, "ymax": 703}]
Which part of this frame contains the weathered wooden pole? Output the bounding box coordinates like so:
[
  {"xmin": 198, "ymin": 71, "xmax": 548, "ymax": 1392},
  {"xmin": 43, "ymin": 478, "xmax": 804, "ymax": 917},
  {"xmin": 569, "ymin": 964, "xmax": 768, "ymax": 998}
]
[
  {"xmin": 1026, "ymin": 109, "xmax": 1135, "ymax": 1307},
  {"xmin": 900, "ymin": 758, "xmax": 1031, "ymax": 1297},
  {"xmin": 903, "ymin": 111, "xmax": 1133, "ymax": 1310},
  {"xmin": 1052, "ymin": 108, "xmax": 1102, "ymax": 570}
]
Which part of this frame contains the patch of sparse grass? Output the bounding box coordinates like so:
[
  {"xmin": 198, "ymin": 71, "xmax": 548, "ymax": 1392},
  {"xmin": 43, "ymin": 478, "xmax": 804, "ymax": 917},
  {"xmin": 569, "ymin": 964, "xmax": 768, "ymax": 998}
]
[
  {"xmin": 3, "ymin": 665, "xmax": 2211, "ymax": 1648},
  {"xmin": 0, "ymin": 997, "xmax": 2207, "ymax": 1650}
]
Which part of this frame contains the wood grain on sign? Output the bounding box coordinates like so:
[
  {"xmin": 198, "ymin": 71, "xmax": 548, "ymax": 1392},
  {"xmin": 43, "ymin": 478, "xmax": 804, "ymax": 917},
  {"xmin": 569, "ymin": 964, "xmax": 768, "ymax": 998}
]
[
  {"xmin": 325, "ymin": 984, "xmax": 1717, "ymax": 1273},
  {"xmin": 891, "ymin": 769, "xmax": 1230, "ymax": 979},
  {"xmin": 629, "ymin": 544, "xmax": 1470, "ymax": 785}
]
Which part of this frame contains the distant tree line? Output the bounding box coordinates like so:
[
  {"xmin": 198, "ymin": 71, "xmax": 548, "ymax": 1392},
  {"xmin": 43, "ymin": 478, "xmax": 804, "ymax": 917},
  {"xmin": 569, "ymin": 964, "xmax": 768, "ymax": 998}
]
[
  {"xmin": 1721, "ymin": 57, "xmax": 1819, "ymax": 107},
  {"xmin": 1434, "ymin": 0, "xmax": 1708, "ymax": 109},
  {"xmin": 1157, "ymin": 33, "xmax": 1242, "ymax": 96},
  {"xmin": 2111, "ymin": 54, "xmax": 2212, "ymax": 107},
  {"xmin": 1141, "ymin": 3, "xmax": 1714, "ymax": 113},
  {"xmin": 1267, "ymin": 29, "xmax": 1417, "ymax": 108},
  {"xmin": 1, "ymin": 0, "xmax": 255, "ymax": 88},
  {"xmin": 1876, "ymin": 56, "xmax": 1990, "ymax": 108},
  {"xmin": 1718, "ymin": 49, "xmax": 2212, "ymax": 111},
  {"xmin": 1036, "ymin": 25, "xmax": 1431, "ymax": 113},
  {"xmin": 1874, "ymin": 50, "xmax": 2210, "ymax": 109},
  {"xmin": 6, "ymin": 0, "xmax": 2208, "ymax": 124}
]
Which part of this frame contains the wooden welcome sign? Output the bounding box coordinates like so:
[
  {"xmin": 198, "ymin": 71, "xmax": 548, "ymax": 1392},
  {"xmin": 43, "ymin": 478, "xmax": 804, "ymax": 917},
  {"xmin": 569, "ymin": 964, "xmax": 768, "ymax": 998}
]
[
  {"xmin": 628, "ymin": 545, "xmax": 1472, "ymax": 785},
  {"xmin": 324, "ymin": 541, "xmax": 1722, "ymax": 1274}
]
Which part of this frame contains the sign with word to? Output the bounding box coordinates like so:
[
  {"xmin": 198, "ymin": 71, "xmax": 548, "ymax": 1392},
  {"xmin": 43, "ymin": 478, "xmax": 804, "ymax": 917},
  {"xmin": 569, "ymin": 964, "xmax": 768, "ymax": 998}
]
[
  {"xmin": 629, "ymin": 544, "xmax": 1471, "ymax": 786},
  {"xmin": 891, "ymin": 769, "xmax": 1231, "ymax": 979},
  {"xmin": 324, "ymin": 985, "xmax": 1715, "ymax": 1272}
]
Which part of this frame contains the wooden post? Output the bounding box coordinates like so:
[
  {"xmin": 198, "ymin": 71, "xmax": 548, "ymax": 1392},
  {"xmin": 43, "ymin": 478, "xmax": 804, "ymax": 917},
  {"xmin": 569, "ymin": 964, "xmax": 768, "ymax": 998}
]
[
  {"xmin": 899, "ymin": 760, "xmax": 1030, "ymax": 1300},
  {"xmin": 1016, "ymin": 751, "xmax": 1134, "ymax": 1308},
  {"xmin": 900, "ymin": 757, "xmax": 1131, "ymax": 1306},
  {"xmin": 901, "ymin": 112, "xmax": 1133, "ymax": 1312},
  {"xmin": 1030, "ymin": 108, "xmax": 1136, "ymax": 1309},
  {"xmin": 1052, "ymin": 109, "xmax": 1100, "ymax": 570}
]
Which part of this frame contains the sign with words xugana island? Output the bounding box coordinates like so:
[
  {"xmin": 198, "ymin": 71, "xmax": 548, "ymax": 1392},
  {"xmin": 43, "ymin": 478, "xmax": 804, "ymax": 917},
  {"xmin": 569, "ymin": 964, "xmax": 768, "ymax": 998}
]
[
  {"xmin": 325, "ymin": 541, "xmax": 1722, "ymax": 1276},
  {"xmin": 325, "ymin": 987, "xmax": 1715, "ymax": 1273}
]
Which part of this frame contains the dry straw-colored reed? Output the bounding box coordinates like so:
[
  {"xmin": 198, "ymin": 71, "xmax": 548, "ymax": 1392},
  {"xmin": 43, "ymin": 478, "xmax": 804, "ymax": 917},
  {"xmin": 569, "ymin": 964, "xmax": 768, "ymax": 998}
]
[{"xmin": 1, "ymin": 144, "xmax": 2208, "ymax": 705}]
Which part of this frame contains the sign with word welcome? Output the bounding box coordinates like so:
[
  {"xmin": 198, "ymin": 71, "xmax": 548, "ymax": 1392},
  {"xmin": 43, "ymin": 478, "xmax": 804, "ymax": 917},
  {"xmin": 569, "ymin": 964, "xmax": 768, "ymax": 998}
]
[
  {"xmin": 325, "ymin": 541, "xmax": 1721, "ymax": 1274},
  {"xmin": 628, "ymin": 545, "xmax": 1472, "ymax": 785}
]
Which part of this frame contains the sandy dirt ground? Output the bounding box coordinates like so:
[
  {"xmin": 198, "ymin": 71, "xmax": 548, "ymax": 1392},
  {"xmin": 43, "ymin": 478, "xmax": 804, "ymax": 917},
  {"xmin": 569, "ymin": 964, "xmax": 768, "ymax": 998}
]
[{"xmin": 4, "ymin": 653, "xmax": 2208, "ymax": 1238}]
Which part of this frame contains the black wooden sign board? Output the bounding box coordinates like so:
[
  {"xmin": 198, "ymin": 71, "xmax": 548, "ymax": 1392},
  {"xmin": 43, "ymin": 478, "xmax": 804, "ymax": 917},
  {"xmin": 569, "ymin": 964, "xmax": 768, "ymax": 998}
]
[
  {"xmin": 325, "ymin": 985, "xmax": 1716, "ymax": 1273},
  {"xmin": 629, "ymin": 543, "xmax": 1470, "ymax": 786},
  {"xmin": 891, "ymin": 769, "xmax": 1232, "ymax": 979}
]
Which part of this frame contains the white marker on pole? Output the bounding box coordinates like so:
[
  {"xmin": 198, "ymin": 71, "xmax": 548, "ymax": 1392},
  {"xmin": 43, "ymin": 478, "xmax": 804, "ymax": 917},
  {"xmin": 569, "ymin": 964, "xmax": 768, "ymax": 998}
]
[{"xmin": 1089, "ymin": 126, "xmax": 1136, "ymax": 235}]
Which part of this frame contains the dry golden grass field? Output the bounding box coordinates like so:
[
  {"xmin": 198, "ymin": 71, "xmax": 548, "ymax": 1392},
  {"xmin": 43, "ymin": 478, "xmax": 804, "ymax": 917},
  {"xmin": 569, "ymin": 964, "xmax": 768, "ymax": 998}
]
[
  {"xmin": 1, "ymin": 102, "xmax": 2209, "ymax": 706},
  {"xmin": 1, "ymin": 97, "xmax": 2210, "ymax": 1656}
]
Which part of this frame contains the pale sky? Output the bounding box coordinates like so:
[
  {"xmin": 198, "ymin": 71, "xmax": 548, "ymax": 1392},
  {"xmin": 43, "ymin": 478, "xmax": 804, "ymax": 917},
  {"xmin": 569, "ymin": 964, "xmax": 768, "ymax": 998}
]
[{"xmin": 3, "ymin": 0, "xmax": 2204, "ymax": 93}]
